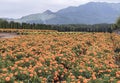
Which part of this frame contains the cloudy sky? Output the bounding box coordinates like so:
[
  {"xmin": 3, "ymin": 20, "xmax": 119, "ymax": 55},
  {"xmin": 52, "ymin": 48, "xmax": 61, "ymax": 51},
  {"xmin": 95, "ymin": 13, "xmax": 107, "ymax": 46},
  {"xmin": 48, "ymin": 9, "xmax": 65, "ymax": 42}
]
[{"xmin": 0, "ymin": 0, "xmax": 120, "ymax": 18}]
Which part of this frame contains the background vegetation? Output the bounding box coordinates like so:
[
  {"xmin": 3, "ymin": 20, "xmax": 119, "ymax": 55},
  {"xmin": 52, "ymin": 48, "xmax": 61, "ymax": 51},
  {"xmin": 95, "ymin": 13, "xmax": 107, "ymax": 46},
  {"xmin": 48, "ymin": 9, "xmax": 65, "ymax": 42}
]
[{"xmin": 0, "ymin": 19, "xmax": 113, "ymax": 33}]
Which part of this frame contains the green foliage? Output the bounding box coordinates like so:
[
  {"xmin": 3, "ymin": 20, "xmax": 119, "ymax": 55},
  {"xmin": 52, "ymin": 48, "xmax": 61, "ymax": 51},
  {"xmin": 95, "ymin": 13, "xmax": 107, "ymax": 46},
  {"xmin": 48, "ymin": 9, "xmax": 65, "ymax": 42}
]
[
  {"xmin": 0, "ymin": 19, "xmax": 113, "ymax": 32},
  {"xmin": 116, "ymin": 17, "xmax": 120, "ymax": 28},
  {"xmin": 112, "ymin": 17, "xmax": 120, "ymax": 30}
]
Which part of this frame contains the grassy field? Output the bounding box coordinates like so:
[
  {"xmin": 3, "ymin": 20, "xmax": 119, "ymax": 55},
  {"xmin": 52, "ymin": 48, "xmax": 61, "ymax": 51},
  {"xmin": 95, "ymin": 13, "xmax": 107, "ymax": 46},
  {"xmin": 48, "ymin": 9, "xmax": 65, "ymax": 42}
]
[{"xmin": 0, "ymin": 29, "xmax": 120, "ymax": 83}]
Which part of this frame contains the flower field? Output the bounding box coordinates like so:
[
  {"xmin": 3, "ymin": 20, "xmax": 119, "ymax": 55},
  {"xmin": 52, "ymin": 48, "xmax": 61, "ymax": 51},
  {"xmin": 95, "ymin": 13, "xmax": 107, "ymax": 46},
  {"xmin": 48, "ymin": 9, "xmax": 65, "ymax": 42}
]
[{"xmin": 0, "ymin": 31, "xmax": 120, "ymax": 83}]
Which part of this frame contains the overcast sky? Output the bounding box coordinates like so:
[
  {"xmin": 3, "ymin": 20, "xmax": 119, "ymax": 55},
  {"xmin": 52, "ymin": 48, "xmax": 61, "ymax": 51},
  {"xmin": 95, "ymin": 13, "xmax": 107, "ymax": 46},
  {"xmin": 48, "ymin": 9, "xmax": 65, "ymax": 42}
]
[{"xmin": 0, "ymin": 0, "xmax": 120, "ymax": 18}]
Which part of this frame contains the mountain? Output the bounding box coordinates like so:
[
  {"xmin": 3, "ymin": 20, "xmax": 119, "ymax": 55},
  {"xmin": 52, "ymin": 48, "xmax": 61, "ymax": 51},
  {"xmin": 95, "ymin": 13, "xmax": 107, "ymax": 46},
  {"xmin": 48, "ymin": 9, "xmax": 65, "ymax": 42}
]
[
  {"xmin": 13, "ymin": 10, "xmax": 74, "ymax": 24},
  {"xmin": 7, "ymin": 2, "xmax": 120, "ymax": 24}
]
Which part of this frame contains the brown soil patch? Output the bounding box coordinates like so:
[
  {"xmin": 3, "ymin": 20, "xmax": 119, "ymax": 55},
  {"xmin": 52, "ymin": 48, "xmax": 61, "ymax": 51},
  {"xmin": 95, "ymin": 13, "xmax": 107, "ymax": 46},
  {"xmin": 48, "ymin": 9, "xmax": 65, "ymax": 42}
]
[{"xmin": 0, "ymin": 33, "xmax": 18, "ymax": 38}]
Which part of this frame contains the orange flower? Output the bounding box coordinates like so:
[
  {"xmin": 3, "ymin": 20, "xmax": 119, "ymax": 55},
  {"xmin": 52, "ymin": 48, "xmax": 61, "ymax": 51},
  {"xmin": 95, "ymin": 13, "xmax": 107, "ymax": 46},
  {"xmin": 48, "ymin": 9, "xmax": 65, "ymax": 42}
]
[
  {"xmin": 77, "ymin": 81, "xmax": 81, "ymax": 83},
  {"xmin": 92, "ymin": 74, "xmax": 96, "ymax": 80},
  {"xmin": 39, "ymin": 58, "xmax": 45, "ymax": 62},
  {"xmin": 117, "ymin": 81, "xmax": 120, "ymax": 83},
  {"xmin": 2, "ymin": 68, "xmax": 7, "ymax": 72},
  {"xmin": 25, "ymin": 58, "xmax": 29, "ymax": 62},
  {"xmin": 79, "ymin": 70, "xmax": 83, "ymax": 73},
  {"xmin": 11, "ymin": 67, "xmax": 15, "ymax": 71},
  {"xmin": 5, "ymin": 77, "xmax": 10, "ymax": 82},
  {"xmin": 83, "ymin": 79, "xmax": 88, "ymax": 83},
  {"xmin": 29, "ymin": 74, "xmax": 34, "ymax": 77},
  {"xmin": 78, "ymin": 76, "xmax": 83, "ymax": 79}
]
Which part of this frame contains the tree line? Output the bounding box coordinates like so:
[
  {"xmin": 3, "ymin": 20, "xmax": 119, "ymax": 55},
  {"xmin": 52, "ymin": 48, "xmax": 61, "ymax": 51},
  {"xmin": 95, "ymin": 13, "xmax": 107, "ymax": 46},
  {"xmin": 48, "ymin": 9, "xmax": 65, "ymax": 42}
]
[
  {"xmin": 0, "ymin": 18, "xmax": 120, "ymax": 33},
  {"xmin": 0, "ymin": 19, "xmax": 51, "ymax": 30},
  {"xmin": 53, "ymin": 24, "xmax": 113, "ymax": 32}
]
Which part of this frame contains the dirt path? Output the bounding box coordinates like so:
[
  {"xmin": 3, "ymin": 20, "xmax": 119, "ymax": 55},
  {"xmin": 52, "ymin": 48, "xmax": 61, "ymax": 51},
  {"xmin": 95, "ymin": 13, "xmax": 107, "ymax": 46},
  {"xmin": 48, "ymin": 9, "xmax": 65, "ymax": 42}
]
[
  {"xmin": 113, "ymin": 29, "xmax": 120, "ymax": 35},
  {"xmin": 0, "ymin": 33, "xmax": 18, "ymax": 38},
  {"xmin": 115, "ymin": 31, "xmax": 120, "ymax": 34}
]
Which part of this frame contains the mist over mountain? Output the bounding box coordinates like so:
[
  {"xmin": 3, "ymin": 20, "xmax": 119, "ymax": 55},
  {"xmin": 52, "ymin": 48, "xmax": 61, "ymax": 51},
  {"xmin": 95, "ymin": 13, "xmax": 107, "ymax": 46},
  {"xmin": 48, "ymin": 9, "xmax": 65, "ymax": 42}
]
[{"xmin": 4, "ymin": 2, "xmax": 120, "ymax": 24}]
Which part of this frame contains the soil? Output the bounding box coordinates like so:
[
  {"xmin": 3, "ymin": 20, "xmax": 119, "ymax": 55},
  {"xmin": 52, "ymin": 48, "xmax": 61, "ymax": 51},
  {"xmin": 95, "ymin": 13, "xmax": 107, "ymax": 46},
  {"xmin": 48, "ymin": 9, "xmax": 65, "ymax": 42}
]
[
  {"xmin": 0, "ymin": 32, "xmax": 18, "ymax": 38},
  {"xmin": 113, "ymin": 29, "xmax": 120, "ymax": 35}
]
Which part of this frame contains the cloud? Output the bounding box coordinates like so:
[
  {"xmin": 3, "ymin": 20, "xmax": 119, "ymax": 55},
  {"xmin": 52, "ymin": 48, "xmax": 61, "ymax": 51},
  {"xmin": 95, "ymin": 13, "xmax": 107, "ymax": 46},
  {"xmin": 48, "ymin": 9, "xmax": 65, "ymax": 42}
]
[{"xmin": 0, "ymin": 0, "xmax": 120, "ymax": 18}]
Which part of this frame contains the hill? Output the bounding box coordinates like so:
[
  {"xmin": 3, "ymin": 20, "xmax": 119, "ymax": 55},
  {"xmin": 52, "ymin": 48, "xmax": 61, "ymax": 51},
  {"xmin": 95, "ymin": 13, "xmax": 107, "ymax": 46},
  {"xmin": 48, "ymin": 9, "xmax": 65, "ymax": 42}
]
[{"xmin": 4, "ymin": 2, "xmax": 120, "ymax": 24}]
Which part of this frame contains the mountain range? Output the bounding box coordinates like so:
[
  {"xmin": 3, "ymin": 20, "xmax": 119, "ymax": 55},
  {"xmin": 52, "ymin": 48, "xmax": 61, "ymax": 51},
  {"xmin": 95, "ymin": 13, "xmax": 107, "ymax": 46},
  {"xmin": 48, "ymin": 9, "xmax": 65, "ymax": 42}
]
[{"xmin": 5, "ymin": 2, "xmax": 120, "ymax": 24}]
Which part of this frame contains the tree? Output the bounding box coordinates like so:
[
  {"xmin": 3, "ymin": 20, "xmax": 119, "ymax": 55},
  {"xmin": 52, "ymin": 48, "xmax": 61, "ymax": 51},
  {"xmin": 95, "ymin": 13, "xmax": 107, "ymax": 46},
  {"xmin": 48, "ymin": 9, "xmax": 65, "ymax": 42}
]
[
  {"xmin": 113, "ymin": 17, "xmax": 120, "ymax": 30},
  {"xmin": 116, "ymin": 17, "xmax": 120, "ymax": 28}
]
